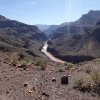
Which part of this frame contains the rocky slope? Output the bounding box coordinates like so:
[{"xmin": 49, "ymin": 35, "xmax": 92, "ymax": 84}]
[
  {"xmin": 48, "ymin": 22, "xmax": 100, "ymax": 63},
  {"xmin": 50, "ymin": 10, "xmax": 100, "ymax": 39},
  {"xmin": 0, "ymin": 55, "xmax": 100, "ymax": 100},
  {"xmin": 0, "ymin": 15, "xmax": 47, "ymax": 57}
]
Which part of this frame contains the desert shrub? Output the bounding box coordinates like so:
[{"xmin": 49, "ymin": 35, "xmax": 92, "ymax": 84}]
[
  {"xmin": 74, "ymin": 76, "xmax": 92, "ymax": 92},
  {"xmin": 91, "ymin": 71, "xmax": 100, "ymax": 95},
  {"xmin": 20, "ymin": 63, "xmax": 27, "ymax": 70},
  {"xmin": 74, "ymin": 77, "xmax": 84, "ymax": 90},
  {"xmin": 4, "ymin": 57, "xmax": 11, "ymax": 64},
  {"xmin": 18, "ymin": 53, "xmax": 25, "ymax": 60},
  {"xmin": 84, "ymin": 66, "xmax": 92, "ymax": 74},
  {"xmin": 74, "ymin": 71, "xmax": 100, "ymax": 95},
  {"xmin": 11, "ymin": 59, "xmax": 18, "ymax": 66},
  {"xmin": 35, "ymin": 59, "xmax": 46, "ymax": 70},
  {"xmin": 91, "ymin": 71, "xmax": 100, "ymax": 85},
  {"xmin": 65, "ymin": 63, "xmax": 74, "ymax": 70},
  {"xmin": 18, "ymin": 60, "xmax": 28, "ymax": 70}
]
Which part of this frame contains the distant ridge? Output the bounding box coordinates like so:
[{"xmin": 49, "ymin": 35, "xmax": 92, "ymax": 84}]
[
  {"xmin": 0, "ymin": 14, "xmax": 47, "ymax": 56},
  {"xmin": 48, "ymin": 10, "xmax": 100, "ymax": 63}
]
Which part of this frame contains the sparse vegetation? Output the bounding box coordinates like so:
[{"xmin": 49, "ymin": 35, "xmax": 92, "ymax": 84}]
[
  {"xmin": 0, "ymin": 9, "xmax": 100, "ymax": 100},
  {"xmin": 74, "ymin": 76, "xmax": 92, "ymax": 92},
  {"xmin": 11, "ymin": 59, "xmax": 18, "ymax": 66},
  {"xmin": 74, "ymin": 71, "xmax": 100, "ymax": 95},
  {"xmin": 35, "ymin": 58, "xmax": 46, "ymax": 70},
  {"xmin": 18, "ymin": 53, "xmax": 25, "ymax": 60},
  {"xmin": 84, "ymin": 66, "xmax": 92, "ymax": 74},
  {"xmin": 65, "ymin": 63, "xmax": 75, "ymax": 70},
  {"xmin": 3, "ymin": 56, "xmax": 11, "ymax": 64},
  {"xmin": 91, "ymin": 71, "xmax": 100, "ymax": 95},
  {"xmin": 18, "ymin": 60, "xmax": 28, "ymax": 70}
]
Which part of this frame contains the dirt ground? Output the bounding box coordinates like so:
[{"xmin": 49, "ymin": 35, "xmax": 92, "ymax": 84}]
[{"xmin": 0, "ymin": 58, "xmax": 100, "ymax": 100}]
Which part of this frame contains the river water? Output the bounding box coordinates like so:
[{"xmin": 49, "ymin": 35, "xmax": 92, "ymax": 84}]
[{"xmin": 41, "ymin": 41, "xmax": 65, "ymax": 63}]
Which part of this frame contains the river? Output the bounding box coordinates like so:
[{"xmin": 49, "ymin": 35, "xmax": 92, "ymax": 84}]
[{"xmin": 41, "ymin": 41, "xmax": 65, "ymax": 63}]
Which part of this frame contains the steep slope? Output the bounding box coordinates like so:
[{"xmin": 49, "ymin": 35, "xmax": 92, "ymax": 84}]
[
  {"xmin": 0, "ymin": 15, "xmax": 47, "ymax": 57},
  {"xmin": 51, "ymin": 10, "xmax": 100, "ymax": 39},
  {"xmin": 48, "ymin": 22, "xmax": 100, "ymax": 63},
  {"xmin": 75, "ymin": 10, "xmax": 100, "ymax": 26}
]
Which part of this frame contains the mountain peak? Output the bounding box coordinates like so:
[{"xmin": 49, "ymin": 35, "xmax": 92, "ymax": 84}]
[
  {"xmin": 0, "ymin": 15, "xmax": 9, "ymax": 21},
  {"xmin": 88, "ymin": 10, "xmax": 100, "ymax": 14},
  {"xmin": 75, "ymin": 10, "xmax": 100, "ymax": 26}
]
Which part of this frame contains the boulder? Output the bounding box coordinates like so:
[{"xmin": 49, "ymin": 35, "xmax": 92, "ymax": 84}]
[
  {"xmin": 61, "ymin": 76, "xmax": 68, "ymax": 85},
  {"xmin": 24, "ymin": 83, "xmax": 28, "ymax": 87}
]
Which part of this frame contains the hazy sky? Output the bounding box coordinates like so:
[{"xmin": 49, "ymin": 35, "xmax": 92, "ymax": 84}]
[{"xmin": 0, "ymin": 0, "xmax": 100, "ymax": 25}]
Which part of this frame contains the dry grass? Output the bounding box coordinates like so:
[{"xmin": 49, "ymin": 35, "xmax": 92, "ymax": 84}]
[
  {"xmin": 84, "ymin": 66, "xmax": 92, "ymax": 74},
  {"xmin": 74, "ymin": 76, "xmax": 92, "ymax": 92},
  {"xmin": 34, "ymin": 58, "xmax": 46, "ymax": 70},
  {"xmin": 74, "ymin": 70, "xmax": 100, "ymax": 95},
  {"xmin": 91, "ymin": 70, "xmax": 100, "ymax": 95}
]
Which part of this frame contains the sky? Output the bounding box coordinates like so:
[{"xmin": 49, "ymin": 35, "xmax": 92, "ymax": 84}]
[{"xmin": 0, "ymin": 0, "xmax": 100, "ymax": 25}]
